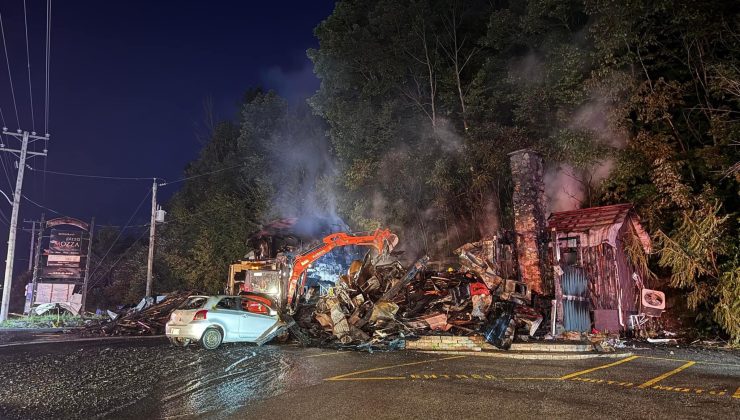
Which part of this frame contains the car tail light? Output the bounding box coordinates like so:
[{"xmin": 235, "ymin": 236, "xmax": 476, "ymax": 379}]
[{"xmin": 193, "ymin": 310, "xmax": 207, "ymax": 320}]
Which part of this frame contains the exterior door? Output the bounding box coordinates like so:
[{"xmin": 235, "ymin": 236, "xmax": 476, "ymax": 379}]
[{"xmin": 561, "ymin": 266, "xmax": 591, "ymax": 332}]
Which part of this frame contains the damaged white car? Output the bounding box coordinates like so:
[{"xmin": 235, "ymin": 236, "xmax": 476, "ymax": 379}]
[{"xmin": 165, "ymin": 294, "xmax": 285, "ymax": 349}]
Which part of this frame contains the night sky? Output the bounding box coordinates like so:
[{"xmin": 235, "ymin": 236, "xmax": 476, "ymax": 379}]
[{"xmin": 0, "ymin": 1, "xmax": 334, "ymax": 269}]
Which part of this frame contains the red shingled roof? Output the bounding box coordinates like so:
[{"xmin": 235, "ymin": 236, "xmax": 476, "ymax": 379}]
[{"xmin": 548, "ymin": 203, "xmax": 634, "ymax": 232}]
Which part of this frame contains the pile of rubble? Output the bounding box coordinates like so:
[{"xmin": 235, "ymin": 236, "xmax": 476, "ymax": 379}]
[
  {"xmin": 293, "ymin": 240, "xmax": 545, "ymax": 349},
  {"xmin": 81, "ymin": 291, "xmax": 195, "ymax": 336}
]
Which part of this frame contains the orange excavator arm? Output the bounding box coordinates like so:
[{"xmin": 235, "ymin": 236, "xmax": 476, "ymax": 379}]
[{"xmin": 285, "ymin": 229, "xmax": 399, "ymax": 310}]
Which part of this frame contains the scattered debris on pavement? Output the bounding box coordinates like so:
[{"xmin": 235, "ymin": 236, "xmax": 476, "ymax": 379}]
[{"xmin": 81, "ymin": 291, "xmax": 195, "ymax": 336}]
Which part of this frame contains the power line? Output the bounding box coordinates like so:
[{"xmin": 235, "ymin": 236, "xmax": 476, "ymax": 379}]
[
  {"xmin": 43, "ymin": 0, "xmax": 51, "ymax": 200},
  {"xmin": 0, "ymin": 7, "xmax": 20, "ymax": 128},
  {"xmin": 158, "ymin": 163, "xmax": 246, "ymax": 187},
  {"xmin": 0, "ymin": 114, "xmax": 12, "ymax": 191},
  {"xmin": 28, "ymin": 167, "xmax": 155, "ymax": 181},
  {"xmin": 0, "ymin": 159, "xmax": 13, "ymax": 193},
  {"xmin": 88, "ymin": 189, "xmax": 151, "ymax": 281},
  {"xmin": 0, "ymin": 135, "xmax": 13, "ymax": 190},
  {"xmin": 0, "ymin": 203, "xmax": 9, "ymax": 225},
  {"xmin": 23, "ymin": 0, "xmax": 35, "ymax": 132},
  {"xmin": 24, "ymin": 163, "xmax": 244, "ymax": 186},
  {"xmin": 44, "ymin": 0, "xmax": 50, "ymax": 135},
  {"xmin": 22, "ymin": 193, "xmax": 66, "ymax": 216},
  {"xmin": 98, "ymin": 222, "xmax": 151, "ymax": 230},
  {"xmin": 86, "ymin": 226, "xmax": 149, "ymax": 291}
]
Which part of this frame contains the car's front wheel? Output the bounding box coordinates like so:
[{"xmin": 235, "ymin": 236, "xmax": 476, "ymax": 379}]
[
  {"xmin": 169, "ymin": 337, "xmax": 191, "ymax": 347},
  {"xmin": 200, "ymin": 327, "xmax": 223, "ymax": 350}
]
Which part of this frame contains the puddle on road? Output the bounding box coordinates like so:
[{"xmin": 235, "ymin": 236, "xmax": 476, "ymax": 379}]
[
  {"xmin": 146, "ymin": 345, "xmax": 311, "ymax": 419},
  {"xmin": 0, "ymin": 342, "xmax": 319, "ymax": 419}
]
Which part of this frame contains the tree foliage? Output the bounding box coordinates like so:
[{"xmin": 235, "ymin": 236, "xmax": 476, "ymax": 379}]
[
  {"xmin": 310, "ymin": 0, "xmax": 739, "ymax": 339},
  {"xmin": 100, "ymin": 0, "xmax": 739, "ymax": 339},
  {"xmin": 158, "ymin": 91, "xmax": 337, "ymax": 293}
]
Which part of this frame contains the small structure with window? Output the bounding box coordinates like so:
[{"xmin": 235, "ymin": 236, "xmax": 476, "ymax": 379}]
[{"xmin": 548, "ymin": 203, "xmax": 654, "ymax": 334}]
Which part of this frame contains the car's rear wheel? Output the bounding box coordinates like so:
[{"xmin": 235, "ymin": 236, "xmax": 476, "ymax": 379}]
[
  {"xmin": 169, "ymin": 337, "xmax": 191, "ymax": 347},
  {"xmin": 200, "ymin": 327, "xmax": 223, "ymax": 350}
]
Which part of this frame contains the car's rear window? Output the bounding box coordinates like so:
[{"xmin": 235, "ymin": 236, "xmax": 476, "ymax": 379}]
[{"xmin": 180, "ymin": 296, "xmax": 208, "ymax": 310}]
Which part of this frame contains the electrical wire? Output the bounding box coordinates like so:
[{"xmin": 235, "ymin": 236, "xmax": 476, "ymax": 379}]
[
  {"xmin": 24, "ymin": 163, "xmax": 240, "ymax": 186},
  {"xmin": 86, "ymin": 227, "xmax": 149, "ymax": 291},
  {"xmin": 23, "ymin": 0, "xmax": 35, "ymax": 132},
  {"xmin": 43, "ymin": 0, "xmax": 51, "ymax": 200},
  {"xmin": 97, "ymin": 222, "xmax": 151, "ymax": 230},
  {"xmin": 0, "ymin": 7, "xmax": 21, "ymax": 128},
  {"xmin": 0, "ymin": 202, "xmax": 10, "ymax": 225},
  {"xmin": 0, "ymin": 160, "xmax": 12, "ymax": 193},
  {"xmin": 44, "ymin": 0, "xmax": 50, "ymax": 135},
  {"xmin": 87, "ymin": 189, "xmax": 151, "ymax": 281},
  {"xmin": 22, "ymin": 193, "xmax": 67, "ymax": 216},
  {"xmin": 0, "ymin": 111, "xmax": 14, "ymax": 190},
  {"xmin": 158, "ymin": 163, "xmax": 246, "ymax": 187},
  {"xmin": 28, "ymin": 167, "xmax": 155, "ymax": 181}
]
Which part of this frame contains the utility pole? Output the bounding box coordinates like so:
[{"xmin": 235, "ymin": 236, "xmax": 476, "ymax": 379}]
[
  {"xmin": 30, "ymin": 214, "xmax": 45, "ymax": 308},
  {"xmin": 0, "ymin": 129, "xmax": 49, "ymax": 321},
  {"xmin": 145, "ymin": 179, "xmax": 157, "ymax": 298},
  {"xmin": 81, "ymin": 218, "xmax": 94, "ymax": 313},
  {"xmin": 24, "ymin": 220, "xmax": 38, "ymax": 271},
  {"xmin": 28, "ymin": 222, "xmax": 35, "ymax": 271}
]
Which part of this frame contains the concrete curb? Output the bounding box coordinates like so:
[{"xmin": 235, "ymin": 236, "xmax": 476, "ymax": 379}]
[
  {"xmin": 417, "ymin": 350, "xmax": 635, "ymax": 361},
  {"xmin": 0, "ymin": 327, "xmax": 84, "ymax": 333},
  {"xmin": 0, "ymin": 334, "xmax": 165, "ymax": 348},
  {"xmin": 404, "ymin": 336, "xmax": 594, "ymax": 353}
]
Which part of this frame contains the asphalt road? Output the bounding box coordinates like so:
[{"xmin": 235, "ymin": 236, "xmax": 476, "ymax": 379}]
[{"xmin": 0, "ymin": 337, "xmax": 738, "ymax": 419}]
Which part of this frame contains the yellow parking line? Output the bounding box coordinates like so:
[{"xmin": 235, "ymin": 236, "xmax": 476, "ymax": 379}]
[
  {"xmin": 560, "ymin": 355, "xmax": 640, "ymax": 380},
  {"xmin": 641, "ymin": 356, "xmax": 740, "ymax": 368},
  {"xmin": 325, "ymin": 355, "xmax": 466, "ymax": 381},
  {"xmin": 638, "ymin": 361, "xmax": 695, "ymax": 389}
]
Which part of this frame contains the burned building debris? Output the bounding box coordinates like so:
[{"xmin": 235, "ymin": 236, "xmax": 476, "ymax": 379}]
[
  {"xmin": 224, "ymin": 152, "xmax": 663, "ymax": 351},
  {"xmin": 83, "ymin": 291, "xmax": 196, "ymax": 336},
  {"xmin": 100, "ymin": 154, "xmax": 659, "ymax": 351},
  {"xmin": 229, "ymin": 224, "xmax": 549, "ymax": 350}
]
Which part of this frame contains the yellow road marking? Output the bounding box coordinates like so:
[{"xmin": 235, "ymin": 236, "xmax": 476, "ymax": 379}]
[
  {"xmin": 569, "ymin": 376, "xmax": 734, "ymax": 398},
  {"xmin": 640, "ymin": 356, "xmax": 740, "ymax": 368},
  {"xmin": 638, "ymin": 361, "xmax": 695, "ymax": 389},
  {"xmin": 503, "ymin": 377, "xmax": 561, "ymax": 380},
  {"xmin": 306, "ymin": 351, "xmax": 351, "ymax": 358},
  {"xmin": 733, "ymin": 387, "xmax": 740, "ymax": 399},
  {"xmin": 560, "ymin": 355, "xmax": 640, "ymax": 380},
  {"xmin": 325, "ymin": 355, "xmax": 466, "ymax": 381}
]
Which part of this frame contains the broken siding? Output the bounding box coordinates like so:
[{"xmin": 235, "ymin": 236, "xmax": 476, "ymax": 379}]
[{"xmin": 548, "ymin": 204, "xmax": 651, "ymax": 332}]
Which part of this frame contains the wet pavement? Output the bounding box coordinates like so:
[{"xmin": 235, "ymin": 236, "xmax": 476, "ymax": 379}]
[{"xmin": 0, "ymin": 337, "xmax": 738, "ymax": 419}]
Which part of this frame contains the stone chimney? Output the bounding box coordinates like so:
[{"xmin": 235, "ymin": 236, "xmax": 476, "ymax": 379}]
[{"xmin": 508, "ymin": 149, "xmax": 549, "ymax": 295}]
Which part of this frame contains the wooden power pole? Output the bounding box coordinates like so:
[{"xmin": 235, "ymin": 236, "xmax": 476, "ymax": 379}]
[{"xmin": 0, "ymin": 129, "xmax": 49, "ymax": 321}]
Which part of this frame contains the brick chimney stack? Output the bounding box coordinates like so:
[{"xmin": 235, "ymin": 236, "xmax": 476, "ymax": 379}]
[{"xmin": 508, "ymin": 149, "xmax": 549, "ymax": 295}]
